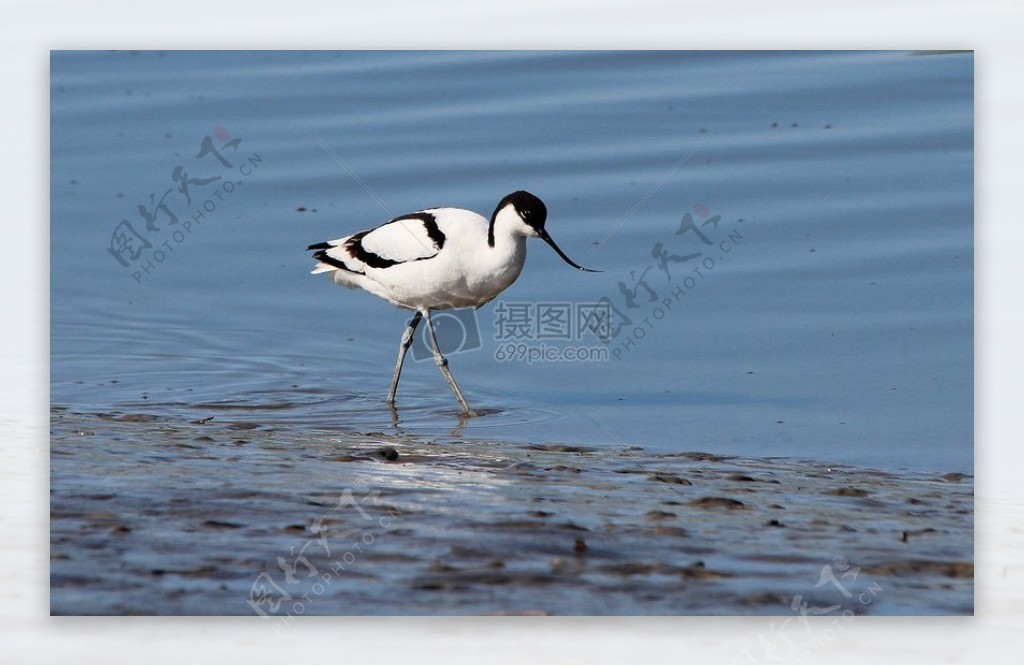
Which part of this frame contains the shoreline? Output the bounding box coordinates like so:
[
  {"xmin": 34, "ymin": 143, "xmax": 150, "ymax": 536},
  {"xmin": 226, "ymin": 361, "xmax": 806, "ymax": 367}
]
[{"xmin": 50, "ymin": 407, "xmax": 973, "ymax": 616}]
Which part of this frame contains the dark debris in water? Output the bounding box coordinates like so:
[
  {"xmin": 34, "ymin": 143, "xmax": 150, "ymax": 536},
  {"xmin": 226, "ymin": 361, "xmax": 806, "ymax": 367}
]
[
  {"xmin": 49, "ymin": 408, "xmax": 974, "ymax": 616},
  {"xmin": 862, "ymin": 560, "xmax": 973, "ymax": 579},
  {"xmin": 525, "ymin": 443, "xmax": 596, "ymax": 454},
  {"xmin": 829, "ymin": 486, "xmax": 871, "ymax": 498},
  {"xmin": 689, "ymin": 497, "xmax": 747, "ymax": 510},
  {"xmin": 648, "ymin": 473, "xmax": 692, "ymax": 486}
]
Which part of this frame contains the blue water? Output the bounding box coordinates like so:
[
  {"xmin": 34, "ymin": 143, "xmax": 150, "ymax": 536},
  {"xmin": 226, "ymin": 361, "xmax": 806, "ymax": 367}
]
[{"xmin": 50, "ymin": 50, "xmax": 973, "ymax": 473}]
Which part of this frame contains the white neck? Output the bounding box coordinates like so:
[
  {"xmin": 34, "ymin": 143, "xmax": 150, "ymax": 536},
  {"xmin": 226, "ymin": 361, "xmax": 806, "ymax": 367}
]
[{"xmin": 488, "ymin": 205, "xmax": 534, "ymax": 247}]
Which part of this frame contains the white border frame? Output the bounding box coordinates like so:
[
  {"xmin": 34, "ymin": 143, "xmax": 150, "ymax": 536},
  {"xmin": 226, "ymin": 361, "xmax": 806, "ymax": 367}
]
[{"xmin": 5, "ymin": 0, "xmax": 1019, "ymax": 662}]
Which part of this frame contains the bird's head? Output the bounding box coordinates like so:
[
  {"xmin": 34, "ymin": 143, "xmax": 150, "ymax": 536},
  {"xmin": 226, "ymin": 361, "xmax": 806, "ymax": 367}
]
[{"xmin": 490, "ymin": 191, "xmax": 599, "ymax": 272}]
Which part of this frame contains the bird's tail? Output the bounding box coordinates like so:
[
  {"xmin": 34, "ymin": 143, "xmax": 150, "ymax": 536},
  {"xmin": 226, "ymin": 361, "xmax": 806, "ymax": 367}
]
[{"xmin": 307, "ymin": 240, "xmax": 355, "ymax": 274}]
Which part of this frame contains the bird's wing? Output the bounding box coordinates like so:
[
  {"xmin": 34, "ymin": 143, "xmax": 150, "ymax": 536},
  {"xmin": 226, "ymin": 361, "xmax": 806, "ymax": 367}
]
[
  {"xmin": 308, "ymin": 211, "xmax": 447, "ymax": 275},
  {"xmin": 358, "ymin": 212, "xmax": 446, "ymax": 264}
]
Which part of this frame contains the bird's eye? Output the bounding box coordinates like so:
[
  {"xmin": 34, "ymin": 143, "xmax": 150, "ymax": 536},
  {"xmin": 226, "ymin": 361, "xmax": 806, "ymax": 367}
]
[{"xmin": 521, "ymin": 210, "xmax": 532, "ymax": 219}]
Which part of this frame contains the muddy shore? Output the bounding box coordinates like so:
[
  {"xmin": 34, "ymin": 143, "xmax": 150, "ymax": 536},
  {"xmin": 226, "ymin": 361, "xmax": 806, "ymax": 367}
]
[{"xmin": 50, "ymin": 408, "xmax": 973, "ymax": 615}]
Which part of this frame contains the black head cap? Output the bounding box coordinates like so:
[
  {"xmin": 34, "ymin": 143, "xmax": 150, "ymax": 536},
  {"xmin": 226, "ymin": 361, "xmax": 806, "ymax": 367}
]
[
  {"xmin": 491, "ymin": 190, "xmax": 600, "ymax": 272},
  {"xmin": 503, "ymin": 190, "xmax": 547, "ymax": 231}
]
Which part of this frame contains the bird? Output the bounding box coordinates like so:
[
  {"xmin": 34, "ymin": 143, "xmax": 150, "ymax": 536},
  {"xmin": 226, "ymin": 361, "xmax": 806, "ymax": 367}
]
[{"xmin": 307, "ymin": 190, "xmax": 598, "ymax": 414}]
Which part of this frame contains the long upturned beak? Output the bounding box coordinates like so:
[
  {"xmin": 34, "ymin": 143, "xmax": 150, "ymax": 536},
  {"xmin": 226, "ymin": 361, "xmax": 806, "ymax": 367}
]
[{"xmin": 538, "ymin": 230, "xmax": 601, "ymax": 272}]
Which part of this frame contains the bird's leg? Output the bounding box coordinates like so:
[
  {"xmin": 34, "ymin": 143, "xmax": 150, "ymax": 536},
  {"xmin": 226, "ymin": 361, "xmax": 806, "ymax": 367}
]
[
  {"xmin": 386, "ymin": 311, "xmax": 423, "ymax": 405},
  {"xmin": 423, "ymin": 309, "xmax": 473, "ymax": 415}
]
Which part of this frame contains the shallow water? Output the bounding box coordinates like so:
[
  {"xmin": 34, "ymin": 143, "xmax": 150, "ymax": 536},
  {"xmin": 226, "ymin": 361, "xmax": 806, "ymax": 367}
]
[
  {"xmin": 51, "ymin": 50, "xmax": 972, "ymax": 471},
  {"xmin": 50, "ymin": 51, "xmax": 973, "ymax": 614}
]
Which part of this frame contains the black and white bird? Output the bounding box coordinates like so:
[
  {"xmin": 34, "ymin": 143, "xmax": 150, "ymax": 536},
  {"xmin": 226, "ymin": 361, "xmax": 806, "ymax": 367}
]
[{"xmin": 307, "ymin": 191, "xmax": 597, "ymax": 414}]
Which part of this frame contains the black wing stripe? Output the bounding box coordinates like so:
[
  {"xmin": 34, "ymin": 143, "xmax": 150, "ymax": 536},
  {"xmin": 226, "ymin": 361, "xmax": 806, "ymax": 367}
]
[
  {"xmin": 312, "ymin": 249, "xmax": 363, "ymax": 274},
  {"xmin": 400, "ymin": 212, "xmax": 446, "ymax": 250},
  {"xmin": 310, "ymin": 210, "xmax": 446, "ymax": 273},
  {"xmin": 344, "ymin": 231, "xmax": 400, "ymax": 269}
]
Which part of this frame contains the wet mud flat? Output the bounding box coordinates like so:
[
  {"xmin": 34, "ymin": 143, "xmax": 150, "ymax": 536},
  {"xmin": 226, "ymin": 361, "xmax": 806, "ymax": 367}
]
[{"xmin": 50, "ymin": 408, "xmax": 973, "ymax": 615}]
